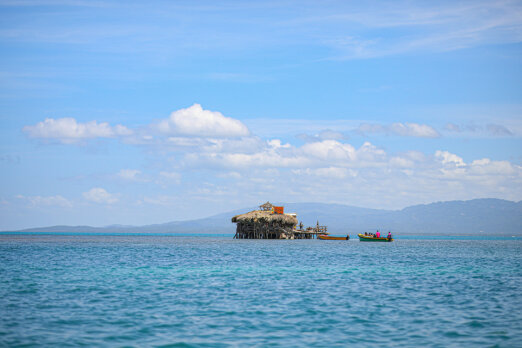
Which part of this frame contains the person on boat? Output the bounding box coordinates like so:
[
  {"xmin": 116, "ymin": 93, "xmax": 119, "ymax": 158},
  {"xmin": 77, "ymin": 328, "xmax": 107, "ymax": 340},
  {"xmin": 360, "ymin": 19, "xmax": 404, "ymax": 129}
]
[
  {"xmin": 376, "ymin": 230, "xmax": 381, "ymax": 238},
  {"xmin": 387, "ymin": 232, "xmax": 392, "ymax": 241}
]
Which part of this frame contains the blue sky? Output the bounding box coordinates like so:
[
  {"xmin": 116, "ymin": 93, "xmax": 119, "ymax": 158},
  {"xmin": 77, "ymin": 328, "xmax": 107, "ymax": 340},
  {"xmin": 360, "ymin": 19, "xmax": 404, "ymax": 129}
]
[{"xmin": 1, "ymin": 0, "xmax": 521, "ymax": 229}]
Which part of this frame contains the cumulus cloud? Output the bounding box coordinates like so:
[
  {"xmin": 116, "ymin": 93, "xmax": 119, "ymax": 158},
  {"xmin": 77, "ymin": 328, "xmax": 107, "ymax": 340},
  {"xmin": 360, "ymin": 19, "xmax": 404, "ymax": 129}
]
[
  {"xmin": 435, "ymin": 150, "xmax": 465, "ymax": 167},
  {"xmin": 389, "ymin": 156, "xmax": 415, "ymax": 168},
  {"xmin": 301, "ymin": 140, "xmax": 357, "ymax": 161},
  {"xmin": 156, "ymin": 104, "xmax": 250, "ymax": 138},
  {"xmin": 190, "ymin": 151, "xmax": 308, "ymax": 169},
  {"xmin": 201, "ymin": 136, "xmax": 265, "ymax": 154},
  {"xmin": 357, "ymin": 122, "xmax": 440, "ymax": 138},
  {"xmin": 180, "ymin": 135, "xmax": 521, "ymax": 207},
  {"xmin": 203, "ymin": 146, "xmax": 521, "ymax": 210},
  {"xmin": 16, "ymin": 194, "xmax": 72, "ymax": 208},
  {"xmin": 469, "ymin": 158, "xmax": 516, "ymax": 175},
  {"xmin": 267, "ymin": 139, "xmax": 291, "ymax": 149},
  {"xmin": 388, "ymin": 151, "xmax": 425, "ymax": 168},
  {"xmin": 83, "ymin": 187, "xmax": 118, "ymax": 204},
  {"xmin": 20, "ymin": 104, "xmax": 521, "ymax": 210},
  {"xmin": 185, "ymin": 139, "xmax": 388, "ymax": 171},
  {"xmin": 23, "ymin": 118, "xmax": 132, "ymax": 143}
]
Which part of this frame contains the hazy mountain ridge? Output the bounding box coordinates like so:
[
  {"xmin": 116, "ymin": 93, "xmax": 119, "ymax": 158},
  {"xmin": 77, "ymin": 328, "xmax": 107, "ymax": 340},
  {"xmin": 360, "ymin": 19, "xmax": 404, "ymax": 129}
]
[{"xmin": 12, "ymin": 199, "xmax": 522, "ymax": 235}]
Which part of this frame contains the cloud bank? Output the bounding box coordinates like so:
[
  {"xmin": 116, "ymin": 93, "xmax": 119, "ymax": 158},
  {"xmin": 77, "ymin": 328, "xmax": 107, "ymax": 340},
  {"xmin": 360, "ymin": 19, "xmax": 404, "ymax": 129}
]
[
  {"xmin": 156, "ymin": 104, "xmax": 250, "ymax": 138},
  {"xmin": 19, "ymin": 104, "xmax": 522, "ymax": 210},
  {"xmin": 23, "ymin": 117, "xmax": 132, "ymax": 143},
  {"xmin": 358, "ymin": 122, "xmax": 440, "ymax": 138}
]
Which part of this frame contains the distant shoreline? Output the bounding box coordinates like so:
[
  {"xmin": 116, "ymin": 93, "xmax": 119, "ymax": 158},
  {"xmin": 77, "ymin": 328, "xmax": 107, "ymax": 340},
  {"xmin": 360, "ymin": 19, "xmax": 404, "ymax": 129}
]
[
  {"xmin": 3, "ymin": 199, "xmax": 520, "ymax": 236},
  {"xmin": 1, "ymin": 232, "xmax": 521, "ymax": 240}
]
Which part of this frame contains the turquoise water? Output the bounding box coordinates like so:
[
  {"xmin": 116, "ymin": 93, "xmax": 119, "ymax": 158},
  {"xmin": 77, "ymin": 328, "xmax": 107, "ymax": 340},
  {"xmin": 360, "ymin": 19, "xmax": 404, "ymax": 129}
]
[{"xmin": 1, "ymin": 235, "xmax": 521, "ymax": 347}]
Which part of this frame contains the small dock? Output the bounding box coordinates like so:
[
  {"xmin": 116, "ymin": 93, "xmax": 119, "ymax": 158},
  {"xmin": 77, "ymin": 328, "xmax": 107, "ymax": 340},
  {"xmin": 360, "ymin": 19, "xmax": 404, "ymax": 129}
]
[
  {"xmin": 293, "ymin": 222, "xmax": 328, "ymax": 239},
  {"xmin": 232, "ymin": 202, "xmax": 328, "ymax": 239}
]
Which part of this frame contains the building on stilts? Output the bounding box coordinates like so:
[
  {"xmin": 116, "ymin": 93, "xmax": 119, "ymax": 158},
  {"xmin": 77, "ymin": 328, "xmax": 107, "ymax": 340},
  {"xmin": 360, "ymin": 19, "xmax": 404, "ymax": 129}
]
[{"xmin": 232, "ymin": 202, "xmax": 327, "ymax": 239}]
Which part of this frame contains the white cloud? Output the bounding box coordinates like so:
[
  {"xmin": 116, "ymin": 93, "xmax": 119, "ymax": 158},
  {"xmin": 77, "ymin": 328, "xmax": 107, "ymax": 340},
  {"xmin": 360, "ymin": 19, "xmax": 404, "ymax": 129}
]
[
  {"xmin": 469, "ymin": 159, "xmax": 516, "ymax": 175},
  {"xmin": 297, "ymin": 129, "xmax": 346, "ymax": 142},
  {"xmin": 83, "ymin": 187, "xmax": 118, "ymax": 204},
  {"xmin": 16, "ymin": 194, "xmax": 72, "ymax": 208},
  {"xmin": 17, "ymin": 103, "xmax": 522, "ymax": 211},
  {"xmin": 390, "ymin": 123, "xmax": 440, "ymax": 138},
  {"xmin": 185, "ymin": 139, "xmax": 389, "ymax": 171},
  {"xmin": 389, "ymin": 157, "xmax": 415, "ymax": 168},
  {"xmin": 301, "ymin": 140, "xmax": 356, "ymax": 161},
  {"xmin": 435, "ymin": 150, "xmax": 466, "ymax": 167},
  {"xmin": 191, "ymin": 151, "xmax": 308, "ymax": 169},
  {"xmin": 201, "ymin": 136, "xmax": 265, "ymax": 154},
  {"xmin": 156, "ymin": 104, "xmax": 250, "ymax": 138},
  {"xmin": 205, "ymin": 148, "xmax": 522, "ymax": 210},
  {"xmin": 166, "ymin": 137, "xmax": 209, "ymax": 147},
  {"xmin": 217, "ymin": 171, "xmax": 242, "ymax": 179},
  {"xmin": 176, "ymin": 133, "xmax": 522, "ymax": 208},
  {"xmin": 267, "ymin": 139, "xmax": 291, "ymax": 149},
  {"xmin": 117, "ymin": 169, "xmax": 143, "ymax": 181},
  {"xmin": 294, "ymin": 166, "xmax": 354, "ymax": 179},
  {"xmin": 23, "ymin": 117, "xmax": 132, "ymax": 143},
  {"xmin": 357, "ymin": 122, "xmax": 440, "ymax": 138}
]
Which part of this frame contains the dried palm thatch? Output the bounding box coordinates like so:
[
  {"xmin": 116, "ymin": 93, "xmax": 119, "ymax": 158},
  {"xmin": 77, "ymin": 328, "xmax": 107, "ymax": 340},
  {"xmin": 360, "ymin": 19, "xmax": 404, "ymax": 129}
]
[
  {"xmin": 231, "ymin": 210, "xmax": 297, "ymax": 226},
  {"xmin": 259, "ymin": 201, "xmax": 273, "ymax": 211}
]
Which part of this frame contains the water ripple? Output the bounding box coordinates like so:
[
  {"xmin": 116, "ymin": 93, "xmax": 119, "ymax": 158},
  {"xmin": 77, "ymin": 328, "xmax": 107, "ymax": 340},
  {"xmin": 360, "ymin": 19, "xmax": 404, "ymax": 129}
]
[{"xmin": 0, "ymin": 236, "xmax": 521, "ymax": 347}]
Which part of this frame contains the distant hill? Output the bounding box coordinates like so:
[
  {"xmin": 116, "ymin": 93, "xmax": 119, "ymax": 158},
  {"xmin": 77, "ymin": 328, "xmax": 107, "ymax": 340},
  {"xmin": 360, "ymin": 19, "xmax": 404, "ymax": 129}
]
[{"xmin": 13, "ymin": 199, "xmax": 522, "ymax": 235}]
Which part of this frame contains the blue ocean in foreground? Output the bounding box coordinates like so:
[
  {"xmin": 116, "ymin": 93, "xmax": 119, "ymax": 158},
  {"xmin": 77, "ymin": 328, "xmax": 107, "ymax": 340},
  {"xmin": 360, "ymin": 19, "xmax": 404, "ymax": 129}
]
[{"xmin": 1, "ymin": 235, "xmax": 521, "ymax": 347}]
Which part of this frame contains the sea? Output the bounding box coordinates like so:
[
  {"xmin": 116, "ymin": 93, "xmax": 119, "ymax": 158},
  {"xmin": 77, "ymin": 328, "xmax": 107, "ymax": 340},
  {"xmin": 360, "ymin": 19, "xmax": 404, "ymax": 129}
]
[{"xmin": 1, "ymin": 234, "xmax": 521, "ymax": 347}]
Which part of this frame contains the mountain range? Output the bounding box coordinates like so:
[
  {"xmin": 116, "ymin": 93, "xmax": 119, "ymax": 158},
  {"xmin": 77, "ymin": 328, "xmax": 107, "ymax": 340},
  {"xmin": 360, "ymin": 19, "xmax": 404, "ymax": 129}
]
[
  {"xmin": 10, "ymin": 198, "xmax": 522, "ymax": 235},
  {"xmin": 12, "ymin": 198, "xmax": 522, "ymax": 235}
]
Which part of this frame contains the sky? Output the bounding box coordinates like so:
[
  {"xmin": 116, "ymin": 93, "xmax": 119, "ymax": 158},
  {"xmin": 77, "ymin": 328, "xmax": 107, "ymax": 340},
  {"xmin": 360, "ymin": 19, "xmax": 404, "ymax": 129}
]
[{"xmin": 1, "ymin": 0, "xmax": 521, "ymax": 230}]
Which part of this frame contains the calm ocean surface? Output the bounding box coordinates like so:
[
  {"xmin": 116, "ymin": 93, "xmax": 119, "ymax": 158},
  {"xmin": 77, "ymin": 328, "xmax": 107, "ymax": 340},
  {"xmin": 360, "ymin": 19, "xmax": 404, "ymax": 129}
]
[{"xmin": 1, "ymin": 235, "xmax": 521, "ymax": 347}]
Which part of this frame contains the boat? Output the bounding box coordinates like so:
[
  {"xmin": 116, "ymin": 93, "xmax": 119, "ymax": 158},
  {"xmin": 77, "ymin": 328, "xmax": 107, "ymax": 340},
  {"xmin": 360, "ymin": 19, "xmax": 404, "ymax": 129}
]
[
  {"xmin": 358, "ymin": 233, "xmax": 393, "ymax": 242},
  {"xmin": 318, "ymin": 234, "xmax": 350, "ymax": 240}
]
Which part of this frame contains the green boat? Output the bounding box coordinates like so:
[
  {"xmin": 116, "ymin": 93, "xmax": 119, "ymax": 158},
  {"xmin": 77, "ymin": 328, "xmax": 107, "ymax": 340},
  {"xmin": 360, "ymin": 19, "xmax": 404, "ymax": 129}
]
[{"xmin": 358, "ymin": 233, "xmax": 393, "ymax": 242}]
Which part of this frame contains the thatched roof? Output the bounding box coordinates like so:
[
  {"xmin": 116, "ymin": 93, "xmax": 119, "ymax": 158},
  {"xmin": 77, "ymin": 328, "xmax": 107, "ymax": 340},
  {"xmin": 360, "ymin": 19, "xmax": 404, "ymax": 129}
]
[
  {"xmin": 259, "ymin": 201, "xmax": 273, "ymax": 211},
  {"xmin": 232, "ymin": 210, "xmax": 297, "ymax": 226}
]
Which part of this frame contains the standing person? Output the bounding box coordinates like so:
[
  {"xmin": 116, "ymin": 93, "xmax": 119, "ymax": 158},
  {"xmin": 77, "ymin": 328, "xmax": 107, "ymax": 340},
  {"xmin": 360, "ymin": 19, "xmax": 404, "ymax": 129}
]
[
  {"xmin": 376, "ymin": 230, "xmax": 380, "ymax": 238},
  {"xmin": 387, "ymin": 232, "xmax": 392, "ymax": 241}
]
